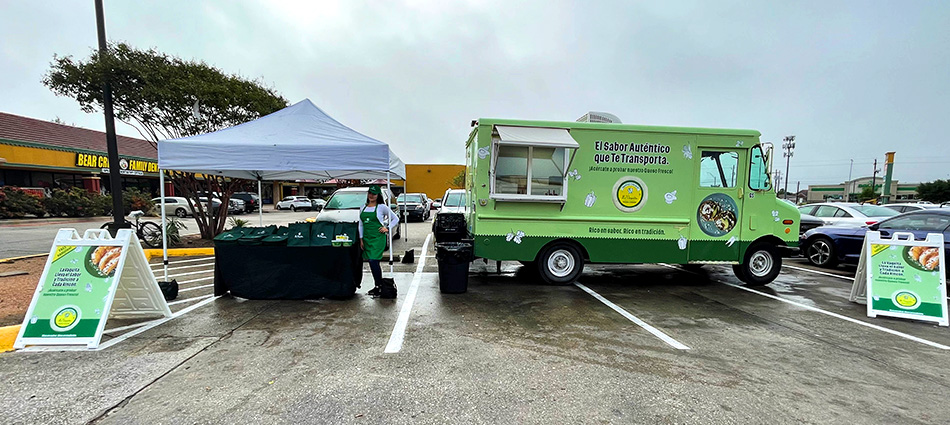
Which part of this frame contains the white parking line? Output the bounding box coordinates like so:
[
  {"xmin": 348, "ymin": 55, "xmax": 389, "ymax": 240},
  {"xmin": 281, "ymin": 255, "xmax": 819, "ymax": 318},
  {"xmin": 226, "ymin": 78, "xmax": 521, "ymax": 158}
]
[
  {"xmin": 660, "ymin": 264, "xmax": 950, "ymax": 350},
  {"xmin": 179, "ymin": 283, "xmax": 214, "ymax": 293},
  {"xmin": 175, "ymin": 276, "xmax": 214, "ymax": 285},
  {"xmin": 161, "ymin": 269, "xmax": 215, "ymax": 278},
  {"xmin": 149, "ymin": 257, "xmax": 215, "ymax": 267},
  {"xmin": 384, "ymin": 233, "xmax": 432, "ymax": 354},
  {"xmin": 105, "ymin": 319, "xmax": 160, "ymax": 334},
  {"xmin": 575, "ymin": 282, "xmax": 690, "ymax": 350},
  {"xmin": 96, "ymin": 295, "xmax": 221, "ymax": 350},
  {"xmin": 19, "ymin": 295, "xmax": 221, "ymax": 352},
  {"xmin": 168, "ymin": 293, "xmax": 215, "ymax": 306},
  {"xmin": 783, "ymin": 264, "xmax": 853, "ymax": 280},
  {"xmin": 148, "ymin": 263, "xmax": 216, "ymax": 273}
]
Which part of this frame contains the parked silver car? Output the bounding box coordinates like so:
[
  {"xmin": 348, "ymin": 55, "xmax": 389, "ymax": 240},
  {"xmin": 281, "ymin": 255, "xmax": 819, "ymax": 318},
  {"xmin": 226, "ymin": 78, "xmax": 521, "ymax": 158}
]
[
  {"xmin": 796, "ymin": 202, "xmax": 898, "ymax": 227},
  {"xmin": 152, "ymin": 197, "xmax": 195, "ymax": 218}
]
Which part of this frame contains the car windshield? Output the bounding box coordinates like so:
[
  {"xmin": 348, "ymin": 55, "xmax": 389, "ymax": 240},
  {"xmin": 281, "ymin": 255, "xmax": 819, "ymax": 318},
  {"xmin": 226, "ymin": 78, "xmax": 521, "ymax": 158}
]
[
  {"xmin": 325, "ymin": 192, "xmax": 367, "ymax": 210},
  {"xmin": 397, "ymin": 194, "xmax": 423, "ymax": 203},
  {"xmin": 443, "ymin": 191, "xmax": 466, "ymax": 207},
  {"xmin": 852, "ymin": 205, "xmax": 899, "ymax": 217}
]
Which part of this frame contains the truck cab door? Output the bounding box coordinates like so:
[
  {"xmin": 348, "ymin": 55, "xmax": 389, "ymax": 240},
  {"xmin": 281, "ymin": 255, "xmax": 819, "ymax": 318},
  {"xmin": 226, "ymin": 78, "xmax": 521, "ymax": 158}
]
[{"xmin": 690, "ymin": 148, "xmax": 745, "ymax": 262}]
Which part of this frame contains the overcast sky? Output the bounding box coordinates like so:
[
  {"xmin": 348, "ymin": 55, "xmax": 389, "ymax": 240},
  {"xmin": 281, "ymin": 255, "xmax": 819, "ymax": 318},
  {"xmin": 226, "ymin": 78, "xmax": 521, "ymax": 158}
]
[{"xmin": 2, "ymin": 1, "xmax": 949, "ymax": 187}]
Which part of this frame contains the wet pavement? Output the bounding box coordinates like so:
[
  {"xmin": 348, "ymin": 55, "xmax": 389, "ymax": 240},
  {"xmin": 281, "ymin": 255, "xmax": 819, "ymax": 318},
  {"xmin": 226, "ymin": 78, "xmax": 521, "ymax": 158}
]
[{"xmin": 2, "ymin": 221, "xmax": 949, "ymax": 424}]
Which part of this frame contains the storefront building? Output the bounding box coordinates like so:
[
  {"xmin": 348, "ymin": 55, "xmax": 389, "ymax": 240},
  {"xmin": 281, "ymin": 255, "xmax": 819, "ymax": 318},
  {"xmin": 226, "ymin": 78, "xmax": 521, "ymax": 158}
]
[
  {"xmin": 0, "ymin": 112, "xmax": 162, "ymax": 196},
  {"xmin": 2, "ymin": 112, "xmax": 467, "ymax": 204},
  {"xmin": 807, "ymin": 176, "xmax": 919, "ymax": 203},
  {"xmin": 405, "ymin": 164, "xmax": 465, "ymax": 199}
]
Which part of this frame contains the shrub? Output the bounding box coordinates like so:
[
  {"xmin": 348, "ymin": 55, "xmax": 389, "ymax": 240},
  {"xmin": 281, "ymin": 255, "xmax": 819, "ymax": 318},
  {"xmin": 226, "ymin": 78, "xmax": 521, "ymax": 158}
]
[
  {"xmin": 43, "ymin": 187, "xmax": 109, "ymax": 217},
  {"xmin": 165, "ymin": 217, "xmax": 188, "ymax": 246},
  {"xmin": 0, "ymin": 187, "xmax": 47, "ymax": 218},
  {"xmin": 121, "ymin": 187, "xmax": 156, "ymax": 216},
  {"xmin": 228, "ymin": 217, "xmax": 249, "ymax": 229}
]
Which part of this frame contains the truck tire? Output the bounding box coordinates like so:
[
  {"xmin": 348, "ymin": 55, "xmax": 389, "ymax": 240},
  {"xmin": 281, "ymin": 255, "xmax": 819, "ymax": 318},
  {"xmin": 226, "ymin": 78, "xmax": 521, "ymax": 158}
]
[
  {"xmin": 735, "ymin": 242, "xmax": 781, "ymax": 286},
  {"xmin": 537, "ymin": 242, "xmax": 583, "ymax": 285}
]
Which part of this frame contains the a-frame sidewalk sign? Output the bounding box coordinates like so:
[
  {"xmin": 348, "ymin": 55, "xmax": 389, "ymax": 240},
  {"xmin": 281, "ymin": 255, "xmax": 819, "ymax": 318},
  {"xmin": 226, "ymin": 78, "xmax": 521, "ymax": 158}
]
[{"xmin": 14, "ymin": 228, "xmax": 172, "ymax": 349}]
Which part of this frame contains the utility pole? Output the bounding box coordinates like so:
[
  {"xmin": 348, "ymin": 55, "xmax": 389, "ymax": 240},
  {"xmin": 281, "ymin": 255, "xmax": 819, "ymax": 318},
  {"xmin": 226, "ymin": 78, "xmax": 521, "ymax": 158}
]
[
  {"xmin": 847, "ymin": 159, "xmax": 854, "ymax": 201},
  {"xmin": 95, "ymin": 0, "xmax": 127, "ymax": 233},
  {"xmin": 795, "ymin": 181, "xmax": 800, "ymax": 204},
  {"xmin": 782, "ymin": 135, "xmax": 795, "ymax": 200},
  {"xmin": 870, "ymin": 159, "xmax": 881, "ymax": 202},
  {"xmin": 773, "ymin": 170, "xmax": 783, "ymax": 194}
]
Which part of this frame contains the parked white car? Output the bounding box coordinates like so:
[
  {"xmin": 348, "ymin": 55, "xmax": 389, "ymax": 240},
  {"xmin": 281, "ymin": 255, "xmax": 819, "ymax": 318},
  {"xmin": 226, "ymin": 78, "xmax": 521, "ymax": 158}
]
[
  {"xmin": 276, "ymin": 196, "xmax": 312, "ymax": 211},
  {"xmin": 152, "ymin": 197, "xmax": 194, "ymax": 218},
  {"xmin": 797, "ymin": 202, "xmax": 899, "ymax": 227},
  {"xmin": 315, "ymin": 186, "xmax": 401, "ymax": 239},
  {"xmin": 883, "ymin": 203, "xmax": 950, "ymax": 213}
]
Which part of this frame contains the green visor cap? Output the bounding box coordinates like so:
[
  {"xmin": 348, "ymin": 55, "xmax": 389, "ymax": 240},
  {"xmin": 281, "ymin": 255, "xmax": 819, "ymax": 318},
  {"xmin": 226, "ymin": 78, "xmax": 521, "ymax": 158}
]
[{"xmin": 368, "ymin": 185, "xmax": 382, "ymax": 195}]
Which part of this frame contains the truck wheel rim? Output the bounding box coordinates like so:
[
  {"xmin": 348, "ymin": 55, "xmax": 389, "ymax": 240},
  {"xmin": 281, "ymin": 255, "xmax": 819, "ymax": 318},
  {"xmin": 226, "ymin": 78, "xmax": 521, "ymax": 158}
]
[
  {"xmin": 749, "ymin": 250, "xmax": 773, "ymax": 277},
  {"xmin": 808, "ymin": 241, "xmax": 830, "ymax": 265},
  {"xmin": 548, "ymin": 249, "xmax": 575, "ymax": 277}
]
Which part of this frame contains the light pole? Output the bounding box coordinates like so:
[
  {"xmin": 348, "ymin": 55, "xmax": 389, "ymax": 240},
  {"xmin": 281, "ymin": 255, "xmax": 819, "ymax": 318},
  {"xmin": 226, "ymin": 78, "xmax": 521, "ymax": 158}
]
[
  {"xmin": 95, "ymin": 0, "xmax": 127, "ymax": 234},
  {"xmin": 782, "ymin": 135, "xmax": 795, "ymax": 200},
  {"xmin": 847, "ymin": 159, "xmax": 854, "ymax": 202}
]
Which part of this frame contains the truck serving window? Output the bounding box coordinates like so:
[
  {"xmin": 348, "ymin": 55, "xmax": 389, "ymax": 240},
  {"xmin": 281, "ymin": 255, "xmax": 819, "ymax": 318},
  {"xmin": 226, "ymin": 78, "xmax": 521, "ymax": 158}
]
[
  {"xmin": 749, "ymin": 146, "xmax": 772, "ymax": 191},
  {"xmin": 490, "ymin": 125, "xmax": 578, "ymax": 202},
  {"xmin": 700, "ymin": 151, "xmax": 738, "ymax": 188}
]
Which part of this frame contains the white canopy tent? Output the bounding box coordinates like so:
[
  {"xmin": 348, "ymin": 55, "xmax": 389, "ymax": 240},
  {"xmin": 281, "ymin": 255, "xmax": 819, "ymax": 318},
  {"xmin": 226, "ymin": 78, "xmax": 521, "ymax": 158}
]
[{"xmin": 156, "ymin": 99, "xmax": 406, "ymax": 281}]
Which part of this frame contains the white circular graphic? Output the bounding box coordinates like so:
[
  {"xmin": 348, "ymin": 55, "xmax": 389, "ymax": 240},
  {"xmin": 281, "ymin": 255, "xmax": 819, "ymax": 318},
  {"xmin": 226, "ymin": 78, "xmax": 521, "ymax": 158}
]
[{"xmin": 49, "ymin": 305, "xmax": 82, "ymax": 332}]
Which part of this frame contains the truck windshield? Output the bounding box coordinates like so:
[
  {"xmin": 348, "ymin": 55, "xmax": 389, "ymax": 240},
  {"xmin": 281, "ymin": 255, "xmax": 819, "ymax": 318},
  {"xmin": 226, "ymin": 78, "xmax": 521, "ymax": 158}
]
[
  {"xmin": 397, "ymin": 194, "xmax": 424, "ymax": 203},
  {"xmin": 443, "ymin": 191, "xmax": 466, "ymax": 207},
  {"xmin": 325, "ymin": 192, "xmax": 367, "ymax": 210}
]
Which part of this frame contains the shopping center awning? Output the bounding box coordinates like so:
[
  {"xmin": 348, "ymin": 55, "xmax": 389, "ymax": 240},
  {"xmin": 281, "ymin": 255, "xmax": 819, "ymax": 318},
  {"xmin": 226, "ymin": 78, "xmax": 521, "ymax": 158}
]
[
  {"xmin": 495, "ymin": 125, "xmax": 579, "ymax": 148},
  {"xmin": 158, "ymin": 99, "xmax": 405, "ymax": 180}
]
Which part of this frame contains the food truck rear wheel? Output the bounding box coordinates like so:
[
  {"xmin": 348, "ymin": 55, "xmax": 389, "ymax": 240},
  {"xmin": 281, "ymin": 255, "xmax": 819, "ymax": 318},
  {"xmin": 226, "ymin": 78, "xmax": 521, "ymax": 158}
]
[
  {"xmin": 736, "ymin": 242, "xmax": 781, "ymax": 286},
  {"xmin": 537, "ymin": 243, "xmax": 583, "ymax": 285}
]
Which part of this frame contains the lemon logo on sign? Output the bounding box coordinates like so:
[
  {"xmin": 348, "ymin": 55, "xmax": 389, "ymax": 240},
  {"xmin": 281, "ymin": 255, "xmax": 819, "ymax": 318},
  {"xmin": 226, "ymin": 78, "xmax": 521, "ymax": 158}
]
[
  {"xmin": 893, "ymin": 291, "xmax": 919, "ymax": 309},
  {"xmin": 50, "ymin": 305, "xmax": 81, "ymax": 332},
  {"xmin": 612, "ymin": 176, "xmax": 648, "ymax": 213}
]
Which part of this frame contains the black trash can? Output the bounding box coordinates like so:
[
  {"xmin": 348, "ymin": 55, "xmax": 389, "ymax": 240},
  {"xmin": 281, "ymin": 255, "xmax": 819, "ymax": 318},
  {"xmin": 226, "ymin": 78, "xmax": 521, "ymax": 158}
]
[{"xmin": 436, "ymin": 242, "xmax": 473, "ymax": 294}]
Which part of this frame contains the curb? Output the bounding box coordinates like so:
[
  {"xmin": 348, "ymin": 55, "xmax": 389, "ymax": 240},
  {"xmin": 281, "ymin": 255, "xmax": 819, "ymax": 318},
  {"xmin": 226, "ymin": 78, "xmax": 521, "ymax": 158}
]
[
  {"xmin": 0, "ymin": 253, "xmax": 48, "ymax": 264},
  {"xmin": 142, "ymin": 248, "xmax": 215, "ymax": 261},
  {"xmin": 0, "ymin": 325, "xmax": 19, "ymax": 353}
]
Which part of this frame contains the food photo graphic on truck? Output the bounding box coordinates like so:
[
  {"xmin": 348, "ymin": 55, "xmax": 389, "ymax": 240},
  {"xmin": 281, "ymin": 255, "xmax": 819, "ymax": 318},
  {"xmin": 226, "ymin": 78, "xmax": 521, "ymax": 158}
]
[{"xmin": 461, "ymin": 119, "xmax": 801, "ymax": 285}]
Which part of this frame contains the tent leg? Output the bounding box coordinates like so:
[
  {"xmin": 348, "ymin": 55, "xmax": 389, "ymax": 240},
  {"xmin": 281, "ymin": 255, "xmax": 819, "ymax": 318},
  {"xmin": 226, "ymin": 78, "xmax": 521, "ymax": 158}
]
[
  {"xmin": 160, "ymin": 170, "xmax": 168, "ymax": 282},
  {"xmin": 258, "ymin": 178, "xmax": 264, "ymax": 227},
  {"xmin": 387, "ymin": 172, "xmax": 393, "ymax": 274}
]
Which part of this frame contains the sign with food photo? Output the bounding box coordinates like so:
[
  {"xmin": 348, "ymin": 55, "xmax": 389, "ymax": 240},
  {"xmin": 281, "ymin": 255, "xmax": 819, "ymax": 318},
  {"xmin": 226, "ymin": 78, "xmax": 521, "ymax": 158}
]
[
  {"xmin": 19, "ymin": 244, "xmax": 126, "ymax": 339},
  {"xmin": 866, "ymin": 231, "xmax": 948, "ymax": 326}
]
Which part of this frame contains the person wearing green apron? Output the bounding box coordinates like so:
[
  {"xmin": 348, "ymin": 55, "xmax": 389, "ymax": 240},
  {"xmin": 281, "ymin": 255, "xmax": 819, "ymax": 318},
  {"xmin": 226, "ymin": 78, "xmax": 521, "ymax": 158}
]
[{"xmin": 359, "ymin": 185, "xmax": 400, "ymax": 296}]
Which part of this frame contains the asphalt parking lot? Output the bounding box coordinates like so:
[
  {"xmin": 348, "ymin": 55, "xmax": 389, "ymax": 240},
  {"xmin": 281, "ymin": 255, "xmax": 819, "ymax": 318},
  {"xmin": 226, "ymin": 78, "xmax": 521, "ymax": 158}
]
[{"xmin": 2, "ymin": 219, "xmax": 950, "ymax": 424}]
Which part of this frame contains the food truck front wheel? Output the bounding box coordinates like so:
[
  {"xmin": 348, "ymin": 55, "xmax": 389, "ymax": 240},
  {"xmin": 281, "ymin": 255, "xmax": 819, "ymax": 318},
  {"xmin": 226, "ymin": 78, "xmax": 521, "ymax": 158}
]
[
  {"xmin": 733, "ymin": 242, "xmax": 781, "ymax": 286},
  {"xmin": 537, "ymin": 242, "xmax": 585, "ymax": 285}
]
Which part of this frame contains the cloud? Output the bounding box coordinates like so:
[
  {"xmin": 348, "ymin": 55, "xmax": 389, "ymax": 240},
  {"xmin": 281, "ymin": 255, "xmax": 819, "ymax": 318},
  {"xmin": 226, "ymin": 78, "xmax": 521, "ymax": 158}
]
[{"xmin": 1, "ymin": 0, "xmax": 948, "ymax": 183}]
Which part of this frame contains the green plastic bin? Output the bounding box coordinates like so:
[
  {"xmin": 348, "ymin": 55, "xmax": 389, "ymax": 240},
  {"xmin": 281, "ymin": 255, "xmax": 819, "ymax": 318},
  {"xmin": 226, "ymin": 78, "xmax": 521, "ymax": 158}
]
[{"xmin": 286, "ymin": 222, "xmax": 312, "ymax": 247}]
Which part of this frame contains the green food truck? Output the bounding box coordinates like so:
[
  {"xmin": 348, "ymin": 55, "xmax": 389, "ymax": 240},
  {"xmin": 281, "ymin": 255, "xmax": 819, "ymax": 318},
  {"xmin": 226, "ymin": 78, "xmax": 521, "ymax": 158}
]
[{"xmin": 460, "ymin": 118, "xmax": 800, "ymax": 285}]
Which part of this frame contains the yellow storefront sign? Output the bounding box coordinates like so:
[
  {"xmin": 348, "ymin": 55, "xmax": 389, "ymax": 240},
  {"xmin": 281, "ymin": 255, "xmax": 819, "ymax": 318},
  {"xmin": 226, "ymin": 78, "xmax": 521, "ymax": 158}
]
[{"xmin": 75, "ymin": 153, "xmax": 158, "ymax": 173}]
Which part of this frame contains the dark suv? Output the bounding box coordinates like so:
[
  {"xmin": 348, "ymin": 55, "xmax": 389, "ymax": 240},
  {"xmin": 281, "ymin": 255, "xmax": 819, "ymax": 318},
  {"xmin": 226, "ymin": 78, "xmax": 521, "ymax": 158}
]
[{"xmin": 231, "ymin": 192, "xmax": 261, "ymax": 213}]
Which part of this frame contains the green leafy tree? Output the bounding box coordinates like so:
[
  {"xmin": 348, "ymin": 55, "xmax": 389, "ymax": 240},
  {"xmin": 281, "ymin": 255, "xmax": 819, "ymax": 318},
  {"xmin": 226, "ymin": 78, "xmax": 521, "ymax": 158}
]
[
  {"xmin": 448, "ymin": 169, "xmax": 466, "ymax": 188},
  {"xmin": 916, "ymin": 180, "xmax": 950, "ymax": 204},
  {"xmin": 857, "ymin": 186, "xmax": 877, "ymax": 203},
  {"xmin": 44, "ymin": 43, "xmax": 288, "ymax": 238}
]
